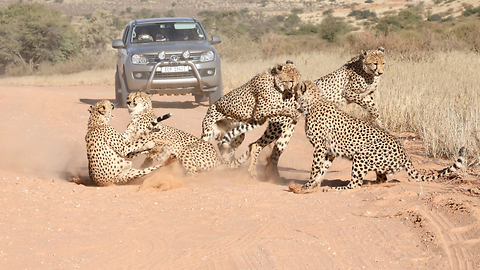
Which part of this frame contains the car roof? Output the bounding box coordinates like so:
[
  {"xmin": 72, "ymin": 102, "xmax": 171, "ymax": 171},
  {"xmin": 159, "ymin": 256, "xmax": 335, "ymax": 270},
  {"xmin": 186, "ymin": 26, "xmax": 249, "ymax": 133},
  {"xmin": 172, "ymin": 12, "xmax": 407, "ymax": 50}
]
[{"xmin": 130, "ymin": 17, "xmax": 198, "ymax": 25}]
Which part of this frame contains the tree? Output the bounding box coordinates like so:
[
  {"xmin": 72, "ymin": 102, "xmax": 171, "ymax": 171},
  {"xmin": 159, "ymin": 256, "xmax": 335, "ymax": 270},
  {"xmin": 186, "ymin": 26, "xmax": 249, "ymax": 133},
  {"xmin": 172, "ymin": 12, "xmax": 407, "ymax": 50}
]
[
  {"xmin": 76, "ymin": 9, "xmax": 123, "ymax": 50},
  {"xmin": 0, "ymin": 3, "xmax": 78, "ymax": 73},
  {"xmin": 319, "ymin": 15, "xmax": 351, "ymax": 42}
]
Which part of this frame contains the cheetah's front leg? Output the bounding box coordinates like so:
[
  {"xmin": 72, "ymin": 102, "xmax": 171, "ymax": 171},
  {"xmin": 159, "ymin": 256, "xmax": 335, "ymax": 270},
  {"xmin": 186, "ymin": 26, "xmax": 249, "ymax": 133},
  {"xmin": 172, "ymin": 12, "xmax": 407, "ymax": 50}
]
[
  {"xmin": 343, "ymin": 91, "xmax": 382, "ymax": 127},
  {"xmin": 301, "ymin": 149, "xmax": 334, "ymax": 191}
]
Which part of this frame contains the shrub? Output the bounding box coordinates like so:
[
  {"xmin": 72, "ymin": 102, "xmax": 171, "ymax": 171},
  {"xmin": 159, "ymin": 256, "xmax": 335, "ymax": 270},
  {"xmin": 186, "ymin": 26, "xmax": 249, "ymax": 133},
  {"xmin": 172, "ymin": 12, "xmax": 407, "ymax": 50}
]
[
  {"xmin": 427, "ymin": 13, "xmax": 442, "ymax": 22},
  {"xmin": 348, "ymin": 9, "xmax": 377, "ymax": 20},
  {"xmin": 286, "ymin": 24, "xmax": 320, "ymax": 35},
  {"xmin": 132, "ymin": 8, "xmax": 161, "ymax": 19},
  {"xmin": 284, "ymin": 14, "xmax": 301, "ymax": 29},
  {"xmin": 164, "ymin": 10, "xmax": 175, "ymax": 17},
  {"xmin": 376, "ymin": 15, "xmax": 403, "ymax": 34},
  {"xmin": 462, "ymin": 5, "xmax": 480, "ymax": 17},
  {"xmin": 0, "ymin": 3, "xmax": 79, "ymax": 74},
  {"xmin": 291, "ymin": 8, "xmax": 303, "ymax": 14},
  {"xmin": 319, "ymin": 15, "xmax": 351, "ymax": 42},
  {"xmin": 76, "ymin": 10, "xmax": 123, "ymax": 50}
]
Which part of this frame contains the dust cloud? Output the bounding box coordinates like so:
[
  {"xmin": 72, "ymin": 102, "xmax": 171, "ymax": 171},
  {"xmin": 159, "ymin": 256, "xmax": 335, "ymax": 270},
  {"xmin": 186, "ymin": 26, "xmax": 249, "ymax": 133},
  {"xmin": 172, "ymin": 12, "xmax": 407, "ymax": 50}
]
[{"xmin": 0, "ymin": 115, "xmax": 87, "ymax": 180}]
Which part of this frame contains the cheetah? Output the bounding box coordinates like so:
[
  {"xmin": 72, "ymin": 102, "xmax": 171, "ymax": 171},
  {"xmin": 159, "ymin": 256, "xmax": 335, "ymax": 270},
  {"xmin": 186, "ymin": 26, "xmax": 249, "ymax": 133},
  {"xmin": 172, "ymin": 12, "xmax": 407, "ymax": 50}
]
[
  {"xmin": 123, "ymin": 92, "xmax": 171, "ymax": 142},
  {"xmin": 123, "ymin": 92, "xmax": 249, "ymax": 176},
  {"xmin": 314, "ymin": 47, "xmax": 386, "ymax": 126},
  {"xmin": 85, "ymin": 100, "xmax": 161, "ymax": 186},
  {"xmin": 200, "ymin": 61, "xmax": 301, "ymax": 178},
  {"xmin": 287, "ymin": 81, "xmax": 467, "ymax": 192}
]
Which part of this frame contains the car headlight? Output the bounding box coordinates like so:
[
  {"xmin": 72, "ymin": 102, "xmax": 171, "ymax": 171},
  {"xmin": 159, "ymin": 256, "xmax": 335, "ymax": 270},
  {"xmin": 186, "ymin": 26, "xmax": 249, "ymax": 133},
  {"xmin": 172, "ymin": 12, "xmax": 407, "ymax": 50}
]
[
  {"xmin": 158, "ymin": 51, "xmax": 166, "ymax": 60},
  {"xmin": 131, "ymin": 54, "xmax": 148, "ymax": 65},
  {"xmin": 200, "ymin": 51, "xmax": 215, "ymax": 62}
]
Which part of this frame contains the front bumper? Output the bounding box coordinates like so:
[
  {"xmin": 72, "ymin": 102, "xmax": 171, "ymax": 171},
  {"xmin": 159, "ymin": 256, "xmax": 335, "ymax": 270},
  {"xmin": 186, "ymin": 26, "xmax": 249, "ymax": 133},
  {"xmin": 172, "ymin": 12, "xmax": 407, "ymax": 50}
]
[{"xmin": 124, "ymin": 60, "xmax": 221, "ymax": 95}]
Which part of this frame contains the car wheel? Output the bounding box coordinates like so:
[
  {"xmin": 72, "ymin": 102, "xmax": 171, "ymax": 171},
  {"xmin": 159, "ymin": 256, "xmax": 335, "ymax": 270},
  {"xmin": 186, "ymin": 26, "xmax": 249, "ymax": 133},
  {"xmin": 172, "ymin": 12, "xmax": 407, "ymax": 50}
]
[
  {"xmin": 194, "ymin": 94, "xmax": 208, "ymax": 103},
  {"xmin": 115, "ymin": 71, "xmax": 128, "ymax": 108},
  {"xmin": 209, "ymin": 85, "xmax": 223, "ymax": 105}
]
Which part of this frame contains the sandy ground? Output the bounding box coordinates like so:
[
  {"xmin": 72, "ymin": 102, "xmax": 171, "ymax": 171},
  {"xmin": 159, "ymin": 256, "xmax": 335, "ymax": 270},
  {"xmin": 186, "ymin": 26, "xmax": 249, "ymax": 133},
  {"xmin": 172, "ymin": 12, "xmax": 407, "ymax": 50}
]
[{"xmin": 0, "ymin": 84, "xmax": 479, "ymax": 269}]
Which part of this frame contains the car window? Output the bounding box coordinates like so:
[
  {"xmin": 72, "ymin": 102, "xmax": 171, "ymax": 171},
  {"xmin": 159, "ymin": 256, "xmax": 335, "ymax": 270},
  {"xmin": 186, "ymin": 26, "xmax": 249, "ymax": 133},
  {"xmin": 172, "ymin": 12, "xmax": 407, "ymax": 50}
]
[
  {"xmin": 131, "ymin": 22, "xmax": 206, "ymax": 43},
  {"xmin": 122, "ymin": 25, "xmax": 130, "ymax": 44}
]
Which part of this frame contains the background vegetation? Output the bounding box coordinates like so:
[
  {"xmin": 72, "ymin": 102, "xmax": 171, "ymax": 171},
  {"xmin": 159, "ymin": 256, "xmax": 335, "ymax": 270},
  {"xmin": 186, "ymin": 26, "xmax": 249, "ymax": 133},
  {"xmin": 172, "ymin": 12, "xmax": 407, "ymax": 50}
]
[{"xmin": 0, "ymin": 2, "xmax": 478, "ymax": 165}]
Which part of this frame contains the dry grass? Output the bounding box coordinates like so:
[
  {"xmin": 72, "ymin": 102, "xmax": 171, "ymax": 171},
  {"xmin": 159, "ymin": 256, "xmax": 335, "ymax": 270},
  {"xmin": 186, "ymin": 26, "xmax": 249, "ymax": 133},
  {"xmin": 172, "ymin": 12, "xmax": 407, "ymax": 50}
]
[
  {"xmin": 0, "ymin": 69, "xmax": 114, "ymax": 85},
  {"xmin": 378, "ymin": 51, "xmax": 480, "ymax": 161},
  {"xmin": 1, "ymin": 49, "xmax": 478, "ymax": 163},
  {"xmin": 223, "ymin": 50, "xmax": 480, "ymax": 163}
]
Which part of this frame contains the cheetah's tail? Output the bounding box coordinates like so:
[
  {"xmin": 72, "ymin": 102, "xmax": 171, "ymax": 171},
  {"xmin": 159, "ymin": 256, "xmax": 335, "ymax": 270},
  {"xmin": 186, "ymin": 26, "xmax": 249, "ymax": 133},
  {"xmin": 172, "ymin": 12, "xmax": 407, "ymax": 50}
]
[
  {"xmin": 222, "ymin": 147, "xmax": 251, "ymax": 169},
  {"xmin": 221, "ymin": 122, "xmax": 263, "ymax": 146},
  {"xmin": 151, "ymin": 113, "xmax": 172, "ymax": 126},
  {"xmin": 405, "ymin": 147, "xmax": 467, "ymax": 182}
]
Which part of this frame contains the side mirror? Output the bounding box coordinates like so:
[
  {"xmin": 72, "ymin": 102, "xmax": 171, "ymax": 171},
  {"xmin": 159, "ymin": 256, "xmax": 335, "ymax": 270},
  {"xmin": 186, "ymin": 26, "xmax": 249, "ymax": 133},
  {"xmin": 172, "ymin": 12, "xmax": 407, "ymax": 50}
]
[
  {"xmin": 210, "ymin": 35, "xmax": 221, "ymax": 45},
  {"xmin": 112, "ymin": 39, "xmax": 126, "ymax": 49}
]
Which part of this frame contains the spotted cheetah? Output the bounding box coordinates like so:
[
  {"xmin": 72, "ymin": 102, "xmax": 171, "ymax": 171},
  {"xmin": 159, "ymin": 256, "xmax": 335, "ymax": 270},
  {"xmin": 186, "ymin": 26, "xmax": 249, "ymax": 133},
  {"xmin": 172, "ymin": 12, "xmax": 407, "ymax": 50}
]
[
  {"xmin": 123, "ymin": 92, "xmax": 171, "ymax": 142},
  {"xmin": 287, "ymin": 81, "xmax": 467, "ymax": 192},
  {"xmin": 123, "ymin": 92, "xmax": 249, "ymax": 176},
  {"xmin": 315, "ymin": 47, "xmax": 386, "ymax": 126},
  {"xmin": 85, "ymin": 100, "xmax": 161, "ymax": 186},
  {"xmin": 200, "ymin": 61, "xmax": 301, "ymax": 178}
]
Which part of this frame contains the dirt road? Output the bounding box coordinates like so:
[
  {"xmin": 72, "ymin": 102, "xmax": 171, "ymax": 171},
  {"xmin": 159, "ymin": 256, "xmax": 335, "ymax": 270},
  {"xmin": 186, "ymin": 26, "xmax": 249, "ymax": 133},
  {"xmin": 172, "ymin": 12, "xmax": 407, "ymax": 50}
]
[{"xmin": 0, "ymin": 84, "xmax": 479, "ymax": 269}]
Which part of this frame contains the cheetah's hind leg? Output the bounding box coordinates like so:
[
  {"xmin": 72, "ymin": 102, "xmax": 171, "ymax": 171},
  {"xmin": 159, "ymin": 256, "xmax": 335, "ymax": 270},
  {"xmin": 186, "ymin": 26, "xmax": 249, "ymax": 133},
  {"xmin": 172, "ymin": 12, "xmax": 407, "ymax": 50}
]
[
  {"xmin": 369, "ymin": 172, "xmax": 388, "ymax": 185},
  {"xmin": 116, "ymin": 164, "xmax": 162, "ymax": 184},
  {"xmin": 140, "ymin": 140, "xmax": 174, "ymax": 169}
]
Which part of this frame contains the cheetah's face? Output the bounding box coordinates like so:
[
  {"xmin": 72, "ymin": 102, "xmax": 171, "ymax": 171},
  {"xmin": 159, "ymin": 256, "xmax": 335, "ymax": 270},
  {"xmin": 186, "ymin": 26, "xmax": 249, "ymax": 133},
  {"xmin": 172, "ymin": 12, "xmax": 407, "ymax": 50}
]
[
  {"xmin": 88, "ymin": 100, "xmax": 114, "ymax": 124},
  {"xmin": 272, "ymin": 62, "xmax": 300, "ymax": 92},
  {"xmin": 362, "ymin": 47, "xmax": 386, "ymax": 76},
  {"xmin": 126, "ymin": 92, "xmax": 152, "ymax": 116}
]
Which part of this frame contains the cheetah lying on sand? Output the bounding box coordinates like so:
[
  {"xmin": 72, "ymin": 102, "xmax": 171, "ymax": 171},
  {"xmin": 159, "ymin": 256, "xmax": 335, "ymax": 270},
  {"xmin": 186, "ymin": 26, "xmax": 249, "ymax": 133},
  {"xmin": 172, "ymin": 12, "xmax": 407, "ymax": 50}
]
[
  {"xmin": 85, "ymin": 100, "xmax": 161, "ymax": 186},
  {"xmin": 124, "ymin": 92, "xmax": 249, "ymax": 177}
]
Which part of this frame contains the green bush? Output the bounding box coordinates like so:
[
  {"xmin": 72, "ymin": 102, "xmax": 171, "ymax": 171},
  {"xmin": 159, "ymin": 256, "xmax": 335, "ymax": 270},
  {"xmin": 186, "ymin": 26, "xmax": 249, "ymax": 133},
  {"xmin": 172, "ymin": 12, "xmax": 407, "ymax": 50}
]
[
  {"xmin": 398, "ymin": 10, "xmax": 423, "ymax": 22},
  {"xmin": 319, "ymin": 15, "xmax": 351, "ymax": 42},
  {"xmin": 0, "ymin": 3, "xmax": 79, "ymax": 74},
  {"xmin": 376, "ymin": 15, "xmax": 404, "ymax": 34},
  {"xmin": 291, "ymin": 8, "xmax": 303, "ymax": 14},
  {"xmin": 286, "ymin": 24, "xmax": 320, "ymax": 35},
  {"xmin": 164, "ymin": 10, "xmax": 175, "ymax": 17},
  {"xmin": 348, "ymin": 9, "xmax": 376, "ymax": 20},
  {"xmin": 76, "ymin": 10, "xmax": 123, "ymax": 50},
  {"xmin": 427, "ymin": 13, "xmax": 442, "ymax": 22},
  {"xmin": 132, "ymin": 8, "xmax": 161, "ymax": 19},
  {"xmin": 284, "ymin": 14, "xmax": 301, "ymax": 29},
  {"xmin": 462, "ymin": 5, "xmax": 480, "ymax": 17}
]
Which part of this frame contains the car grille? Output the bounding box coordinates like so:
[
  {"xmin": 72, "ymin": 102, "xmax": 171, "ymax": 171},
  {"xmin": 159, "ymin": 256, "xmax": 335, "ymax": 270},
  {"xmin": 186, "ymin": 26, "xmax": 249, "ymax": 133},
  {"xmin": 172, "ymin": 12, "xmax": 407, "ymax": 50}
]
[
  {"xmin": 154, "ymin": 71, "xmax": 195, "ymax": 79},
  {"xmin": 146, "ymin": 53, "xmax": 202, "ymax": 63}
]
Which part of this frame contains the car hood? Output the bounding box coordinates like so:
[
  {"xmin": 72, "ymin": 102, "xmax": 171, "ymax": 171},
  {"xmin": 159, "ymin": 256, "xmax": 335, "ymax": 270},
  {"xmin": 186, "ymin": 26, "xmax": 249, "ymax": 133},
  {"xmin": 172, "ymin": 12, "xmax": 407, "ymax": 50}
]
[{"xmin": 128, "ymin": 41, "xmax": 216, "ymax": 55}]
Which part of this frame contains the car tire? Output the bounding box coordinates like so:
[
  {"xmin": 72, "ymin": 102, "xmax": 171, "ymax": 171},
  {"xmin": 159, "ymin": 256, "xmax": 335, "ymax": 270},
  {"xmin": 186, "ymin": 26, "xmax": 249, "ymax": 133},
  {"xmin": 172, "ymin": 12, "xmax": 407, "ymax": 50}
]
[
  {"xmin": 115, "ymin": 71, "xmax": 128, "ymax": 108},
  {"xmin": 209, "ymin": 85, "xmax": 223, "ymax": 105},
  {"xmin": 194, "ymin": 94, "xmax": 208, "ymax": 103}
]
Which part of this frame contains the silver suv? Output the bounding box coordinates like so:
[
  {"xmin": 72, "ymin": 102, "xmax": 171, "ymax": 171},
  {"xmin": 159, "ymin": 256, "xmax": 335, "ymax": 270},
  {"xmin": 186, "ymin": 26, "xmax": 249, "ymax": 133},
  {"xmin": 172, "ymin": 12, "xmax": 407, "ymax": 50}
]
[{"xmin": 112, "ymin": 17, "xmax": 223, "ymax": 107}]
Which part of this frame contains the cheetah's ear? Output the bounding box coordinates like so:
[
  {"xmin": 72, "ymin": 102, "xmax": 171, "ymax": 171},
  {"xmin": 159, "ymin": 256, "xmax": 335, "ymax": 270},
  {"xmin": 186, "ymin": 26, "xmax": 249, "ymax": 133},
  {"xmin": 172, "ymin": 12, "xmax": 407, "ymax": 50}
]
[
  {"xmin": 300, "ymin": 82, "xmax": 307, "ymax": 94},
  {"xmin": 377, "ymin": 47, "xmax": 385, "ymax": 53},
  {"xmin": 362, "ymin": 50, "xmax": 367, "ymax": 56},
  {"xmin": 271, "ymin": 64, "xmax": 282, "ymax": 74},
  {"xmin": 286, "ymin": 60, "xmax": 293, "ymax": 64}
]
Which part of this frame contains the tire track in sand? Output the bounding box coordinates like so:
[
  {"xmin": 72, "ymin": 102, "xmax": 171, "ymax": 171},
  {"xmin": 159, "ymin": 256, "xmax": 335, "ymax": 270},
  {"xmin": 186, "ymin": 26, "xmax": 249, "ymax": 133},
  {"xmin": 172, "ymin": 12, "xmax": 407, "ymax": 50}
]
[
  {"xmin": 156, "ymin": 222, "xmax": 276, "ymax": 269},
  {"xmin": 417, "ymin": 204, "xmax": 479, "ymax": 270}
]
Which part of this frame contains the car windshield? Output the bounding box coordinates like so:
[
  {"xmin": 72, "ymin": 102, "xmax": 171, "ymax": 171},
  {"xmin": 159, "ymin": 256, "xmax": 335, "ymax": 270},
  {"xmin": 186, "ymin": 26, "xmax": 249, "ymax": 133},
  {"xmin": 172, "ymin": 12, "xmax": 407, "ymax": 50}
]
[{"xmin": 131, "ymin": 22, "xmax": 207, "ymax": 43}]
